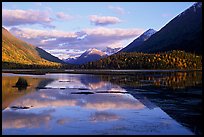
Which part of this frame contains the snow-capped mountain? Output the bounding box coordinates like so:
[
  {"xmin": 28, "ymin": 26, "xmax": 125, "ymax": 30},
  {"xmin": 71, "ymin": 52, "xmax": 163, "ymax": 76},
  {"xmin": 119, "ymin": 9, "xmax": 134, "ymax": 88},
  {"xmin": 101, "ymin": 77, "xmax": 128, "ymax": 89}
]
[
  {"xmin": 83, "ymin": 48, "xmax": 106, "ymax": 57},
  {"xmin": 142, "ymin": 29, "xmax": 157, "ymax": 38},
  {"xmin": 65, "ymin": 48, "xmax": 107, "ymax": 65},
  {"xmin": 119, "ymin": 28, "xmax": 157, "ymax": 52},
  {"xmin": 179, "ymin": 2, "xmax": 202, "ymax": 17},
  {"xmin": 102, "ymin": 47, "xmax": 122, "ymax": 55},
  {"xmin": 125, "ymin": 2, "xmax": 202, "ymax": 54}
]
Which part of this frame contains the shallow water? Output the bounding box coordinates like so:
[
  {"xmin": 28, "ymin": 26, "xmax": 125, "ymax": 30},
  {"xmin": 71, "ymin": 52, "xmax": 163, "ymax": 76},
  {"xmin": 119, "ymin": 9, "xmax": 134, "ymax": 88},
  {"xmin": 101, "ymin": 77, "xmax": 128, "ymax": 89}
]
[{"xmin": 2, "ymin": 71, "xmax": 202, "ymax": 135}]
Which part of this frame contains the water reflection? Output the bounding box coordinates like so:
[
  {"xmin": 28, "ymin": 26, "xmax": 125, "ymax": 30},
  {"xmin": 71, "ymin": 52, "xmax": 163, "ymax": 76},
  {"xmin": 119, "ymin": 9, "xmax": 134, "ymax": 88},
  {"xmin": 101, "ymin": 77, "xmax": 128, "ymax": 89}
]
[
  {"xmin": 2, "ymin": 72, "xmax": 199, "ymax": 135},
  {"xmin": 2, "ymin": 74, "xmax": 54, "ymax": 110},
  {"xmin": 99, "ymin": 71, "xmax": 202, "ymax": 90}
]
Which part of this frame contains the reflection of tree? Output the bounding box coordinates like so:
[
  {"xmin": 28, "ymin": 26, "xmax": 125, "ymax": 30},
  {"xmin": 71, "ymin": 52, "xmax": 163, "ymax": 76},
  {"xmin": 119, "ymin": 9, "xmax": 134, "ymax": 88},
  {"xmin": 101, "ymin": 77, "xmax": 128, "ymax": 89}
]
[
  {"xmin": 99, "ymin": 71, "xmax": 202, "ymax": 90},
  {"xmin": 2, "ymin": 76, "xmax": 54, "ymax": 110},
  {"xmin": 79, "ymin": 75, "xmax": 102, "ymax": 87}
]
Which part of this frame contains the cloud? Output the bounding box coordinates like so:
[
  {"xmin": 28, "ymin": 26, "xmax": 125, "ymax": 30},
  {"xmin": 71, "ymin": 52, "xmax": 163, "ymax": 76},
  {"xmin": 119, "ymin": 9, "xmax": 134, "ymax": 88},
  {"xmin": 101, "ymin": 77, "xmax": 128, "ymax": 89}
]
[
  {"xmin": 46, "ymin": 49, "xmax": 86, "ymax": 59},
  {"xmin": 2, "ymin": 9, "xmax": 55, "ymax": 28},
  {"xmin": 9, "ymin": 27, "xmax": 144, "ymax": 59},
  {"xmin": 80, "ymin": 27, "xmax": 144, "ymax": 46},
  {"xmin": 108, "ymin": 6, "xmax": 125, "ymax": 15},
  {"xmin": 56, "ymin": 12, "xmax": 73, "ymax": 21},
  {"xmin": 89, "ymin": 15, "xmax": 121, "ymax": 26}
]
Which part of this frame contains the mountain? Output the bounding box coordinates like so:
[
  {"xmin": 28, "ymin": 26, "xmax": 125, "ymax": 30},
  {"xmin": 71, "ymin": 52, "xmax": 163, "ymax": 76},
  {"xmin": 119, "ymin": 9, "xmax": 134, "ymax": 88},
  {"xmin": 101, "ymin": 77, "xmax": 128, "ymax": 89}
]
[
  {"xmin": 127, "ymin": 2, "xmax": 202, "ymax": 54},
  {"xmin": 2, "ymin": 27, "xmax": 63, "ymax": 68},
  {"xmin": 65, "ymin": 48, "xmax": 107, "ymax": 65},
  {"xmin": 35, "ymin": 47, "xmax": 64, "ymax": 64},
  {"xmin": 102, "ymin": 47, "xmax": 122, "ymax": 55},
  {"xmin": 119, "ymin": 29, "xmax": 157, "ymax": 52}
]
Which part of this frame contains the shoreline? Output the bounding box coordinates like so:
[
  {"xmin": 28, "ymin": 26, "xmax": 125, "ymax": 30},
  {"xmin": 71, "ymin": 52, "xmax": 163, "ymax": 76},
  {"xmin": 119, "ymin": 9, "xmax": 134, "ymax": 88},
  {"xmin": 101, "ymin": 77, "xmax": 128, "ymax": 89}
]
[{"xmin": 2, "ymin": 69, "xmax": 202, "ymax": 75}]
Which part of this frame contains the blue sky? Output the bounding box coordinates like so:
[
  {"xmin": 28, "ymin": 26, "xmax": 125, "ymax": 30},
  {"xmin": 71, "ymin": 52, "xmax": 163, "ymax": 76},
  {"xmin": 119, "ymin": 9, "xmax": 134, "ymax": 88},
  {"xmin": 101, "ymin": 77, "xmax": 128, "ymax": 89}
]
[{"xmin": 2, "ymin": 2, "xmax": 195, "ymax": 59}]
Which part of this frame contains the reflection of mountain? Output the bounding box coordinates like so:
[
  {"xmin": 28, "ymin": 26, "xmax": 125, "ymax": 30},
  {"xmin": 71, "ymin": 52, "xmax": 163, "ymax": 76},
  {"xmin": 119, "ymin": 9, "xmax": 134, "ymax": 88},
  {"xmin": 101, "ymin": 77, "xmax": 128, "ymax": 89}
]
[
  {"xmin": 79, "ymin": 74, "xmax": 102, "ymax": 87},
  {"xmin": 79, "ymin": 74, "xmax": 127, "ymax": 91},
  {"xmin": 2, "ymin": 73, "xmax": 195, "ymax": 135},
  {"xmin": 129, "ymin": 86, "xmax": 202, "ymax": 135},
  {"xmin": 36, "ymin": 79, "xmax": 55, "ymax": 90},
  {"xmin": 2, "ymin": 75, "xmax": 54, "ymax": 110}
]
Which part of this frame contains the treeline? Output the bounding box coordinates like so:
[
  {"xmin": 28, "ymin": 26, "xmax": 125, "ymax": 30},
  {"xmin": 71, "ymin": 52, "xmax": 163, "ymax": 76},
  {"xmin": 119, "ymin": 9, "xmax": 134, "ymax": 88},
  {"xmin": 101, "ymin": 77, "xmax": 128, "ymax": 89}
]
[
  {"xmin": 2, "ymin": 61, "xmax": 61, "ymax": 69},
  {"xmin": 80, "ymin": 50, "xmax": 202, "ymax": 70},
  {"xmin": 3, "ymin": 50, "xmax": 202, "ymax": 70}
]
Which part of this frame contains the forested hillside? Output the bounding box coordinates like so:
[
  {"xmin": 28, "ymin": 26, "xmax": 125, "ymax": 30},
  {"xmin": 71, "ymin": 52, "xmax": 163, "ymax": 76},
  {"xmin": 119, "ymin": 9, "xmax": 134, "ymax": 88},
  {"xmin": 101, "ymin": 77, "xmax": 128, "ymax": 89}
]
[
  {"xmin": 2, "ymin": 27, "xmax": 62, "ymax": 69},
  {"xmin": 81, "ymin": 50, "xmax": 202, "ymax": 70}
]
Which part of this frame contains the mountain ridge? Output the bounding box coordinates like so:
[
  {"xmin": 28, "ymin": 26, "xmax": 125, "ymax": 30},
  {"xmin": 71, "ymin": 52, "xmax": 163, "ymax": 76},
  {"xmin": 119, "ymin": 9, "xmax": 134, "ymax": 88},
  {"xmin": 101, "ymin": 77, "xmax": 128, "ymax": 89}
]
[
  {"xmin": 119, "ymin": 28, "xmax": 157, "ymax": 53},
  {"xmin": 127, "ymin": 2, "xmax": 202, "ymax": 54},
  {"xmin": 2, "ymin": 27, "xmax": 63, "ymax": 68},
  {"xmin": 65, "ymin": 48, "xmax": 107, "ymax": 65}
]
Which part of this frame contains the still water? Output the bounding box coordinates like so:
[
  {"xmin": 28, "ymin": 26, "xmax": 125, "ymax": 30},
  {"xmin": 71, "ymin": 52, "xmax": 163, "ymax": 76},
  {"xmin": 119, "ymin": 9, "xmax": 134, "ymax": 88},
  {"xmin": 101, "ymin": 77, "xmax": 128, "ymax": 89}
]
[{"xmin": 2, "ymin": 71, "xmax": 202, "ymax": 135}]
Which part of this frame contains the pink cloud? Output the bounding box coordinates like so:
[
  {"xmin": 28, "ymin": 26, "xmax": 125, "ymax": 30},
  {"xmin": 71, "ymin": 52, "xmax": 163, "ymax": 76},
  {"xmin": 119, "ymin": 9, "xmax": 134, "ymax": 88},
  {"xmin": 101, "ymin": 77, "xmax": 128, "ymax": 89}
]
[
  {"xmin": 56, "ymin": 12, "xmax": 73, "ymax": 20},
  {"xmin": 2, "ymin": 9, "xmax": 54, "ymax": 28},
  {"xmin": 9, "ymin": 27, "xmax": 144, "ymax": 58},
  {"xmin": 89, "ymin": 15, "xmax": 121, "ymax": 26},
  {"xmin": 108, "ymin": 6, "xmax": 125, "ymax": 15}
]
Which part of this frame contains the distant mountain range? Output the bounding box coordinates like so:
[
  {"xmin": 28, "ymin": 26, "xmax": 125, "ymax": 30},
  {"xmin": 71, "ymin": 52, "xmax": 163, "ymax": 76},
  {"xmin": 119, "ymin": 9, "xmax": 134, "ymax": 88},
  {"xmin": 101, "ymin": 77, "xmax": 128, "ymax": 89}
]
[
  {"xmin": 2, "ymin": 27, "xmax": 63, "ymax": 67},
  {"xmin": 65, "ymin": 47, "xmax": 121, "ymax": 65},
  {"xmin": 2, "ymin": 2, "xmax": 202, "ymax": 69},
  {"xmin": 103, "ymin": 47, "xmax": 122, "ymax": 55},
  {"xmin": 64, "ymin": 48, "xmax": 107, "ymax": 65},
  {"xmin": 121, "ymin": 2, "xmax": 202, "ymax": 54},
  {"xmin": 119, "ymin": 29, "xmax": 157, "ymax": 53},
  {"xmin": 80, "ymin": 2, "xmax": 202, "ymax": 69}
]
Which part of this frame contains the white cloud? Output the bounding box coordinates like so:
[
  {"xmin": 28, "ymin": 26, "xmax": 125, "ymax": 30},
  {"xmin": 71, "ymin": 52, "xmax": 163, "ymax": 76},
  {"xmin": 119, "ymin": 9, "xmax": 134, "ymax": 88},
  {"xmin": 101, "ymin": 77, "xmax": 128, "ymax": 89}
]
[
  {"xmin": 46, "ymin": 49, "xmax": 85, "ymax": 59},
  {"xmin": 56, "ymin": 12, "xmax": 73, "ymax": 20},
  {"xmin": 9, "ymin": 27, "xmax": 144, "ymax": 59},
  {"xmin": 108, "ymin": 6, "xmax": 125, "ymax": 15},
  {"xmin": 89, "ymin": 15, "xmax": 121, "ymax": 26},
  {"xmin": 2, "ymin": 9, "xmax": 54, "ymax": 28}
]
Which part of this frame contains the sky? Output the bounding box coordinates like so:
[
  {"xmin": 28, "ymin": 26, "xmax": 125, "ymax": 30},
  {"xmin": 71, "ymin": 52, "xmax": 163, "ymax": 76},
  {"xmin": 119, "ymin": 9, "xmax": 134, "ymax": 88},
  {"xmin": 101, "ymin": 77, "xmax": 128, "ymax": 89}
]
[{"xmin": 2, "ymin": 2, "xmax": 195, "ymax": 59}]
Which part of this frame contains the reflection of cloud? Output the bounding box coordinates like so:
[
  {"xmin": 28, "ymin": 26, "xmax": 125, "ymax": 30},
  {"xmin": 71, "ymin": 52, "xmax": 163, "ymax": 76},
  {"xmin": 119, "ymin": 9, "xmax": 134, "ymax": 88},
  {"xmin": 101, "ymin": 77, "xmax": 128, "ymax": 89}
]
[
  {"xmin": 8, "ymin": 89, "xmax": 145, "ymax": 111},
  {"xmin": 88, "ymin": 81, "xmax": 107, "ymax": 90},
  {"xmin": 57, "ymin": 118, "xmax": 70, "ymax": 125},
  {"xmin": 84, "ymin": 99, "xmax": 144, "ymax": 111},
  {"xmin": 90, "ymin": 111, "xmax": 120, "ymax": 122},
  {"xmin": 2, "ymin": 110, "xmax": 52, "ymax": 129},
  {"xmin": 13, "ymin": 98, "xmax": 78, "ymax": 108}
]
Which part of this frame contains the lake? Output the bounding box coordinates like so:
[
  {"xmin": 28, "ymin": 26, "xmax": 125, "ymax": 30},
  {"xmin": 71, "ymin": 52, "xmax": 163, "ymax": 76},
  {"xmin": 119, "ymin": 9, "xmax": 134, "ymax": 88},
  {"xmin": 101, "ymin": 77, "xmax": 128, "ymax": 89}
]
[{"xmin": 2, "ymin": 70, "xmax": 202, "ymax": 135}]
